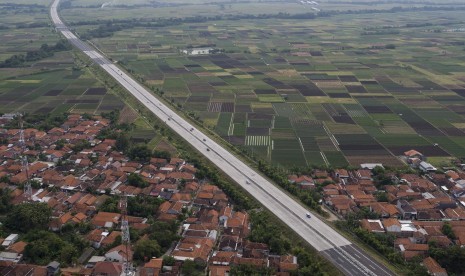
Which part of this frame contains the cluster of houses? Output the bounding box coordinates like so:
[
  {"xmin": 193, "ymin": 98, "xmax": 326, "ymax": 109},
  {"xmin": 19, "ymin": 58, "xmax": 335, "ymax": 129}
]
[
  {"xmin": 0, "ymin": 114, "xmax": 298, "ymax": 275},
  {"xmin": 288, "ymin": 150, "xmax": 465, "ymax": 276}
]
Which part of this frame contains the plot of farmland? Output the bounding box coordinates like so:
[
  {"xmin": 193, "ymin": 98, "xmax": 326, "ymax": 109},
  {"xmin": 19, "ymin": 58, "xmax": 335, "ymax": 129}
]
[{"xmin": 64, "ymin": 6, "xmax": 465, "ymax": 168}]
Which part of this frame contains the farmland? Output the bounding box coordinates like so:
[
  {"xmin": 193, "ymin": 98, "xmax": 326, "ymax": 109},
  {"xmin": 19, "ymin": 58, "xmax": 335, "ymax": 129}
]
[
  {"xmin": 59, "ymin": 1, "xmax": 465, "ymax": 167},
  {"xmin": 0, "ymin": 1, "xmax": 127, "ymax": 115},
  {"xmin": 0, "ymin": 1, "xmax": 165, "ymax": 145}
]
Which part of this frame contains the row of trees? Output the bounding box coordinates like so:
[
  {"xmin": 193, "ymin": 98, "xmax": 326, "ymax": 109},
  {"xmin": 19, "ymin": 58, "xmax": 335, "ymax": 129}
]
[
  {"xmin": 5, "ymin": 112, "xmax": 69, "ymax": 132},
  {"xmin": 257, "ymin": 160, "xmax": 326, "ymax": 216},
  {"xmin": 0, "ymin": 40, "xmax": 72, "ymax": 68},
  {"xmin": 76, "ymin": 12, "xmax": 319, "ymax": 40},
  {"xmin": 247, "ymin": 211, "xmax": 340, "ymax": 275}
]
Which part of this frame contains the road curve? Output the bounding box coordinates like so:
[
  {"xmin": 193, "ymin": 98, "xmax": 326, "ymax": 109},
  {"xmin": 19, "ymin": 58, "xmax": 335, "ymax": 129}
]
[{"xmin": 50, "ymin": 1, "xmax": 395, "ymax": 275}]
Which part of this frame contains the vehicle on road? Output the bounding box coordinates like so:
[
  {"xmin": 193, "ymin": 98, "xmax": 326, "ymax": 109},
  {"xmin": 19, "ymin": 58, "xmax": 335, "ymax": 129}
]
[
  {"xmin": 206, "ymin": 148, "xmax": 210, "ymax": 151},
  {"xmin": 190, "ymin": 128, "xmax": 194, "ymax": 131},
  {"xmin": 246, "ymin": 179, "xmax": 250, "ymax": 184},
  {"xmin": 306, "ymin": 213, "xmax": 311, "ymax": 218},
  {"xmin": 203, "ymin": 138, "xmax": 206, "ymax": 141}
]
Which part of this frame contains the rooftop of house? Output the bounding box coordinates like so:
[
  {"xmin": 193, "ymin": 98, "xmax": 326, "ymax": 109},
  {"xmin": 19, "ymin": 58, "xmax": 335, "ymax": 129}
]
[
  {"xmin": 361, "ymin": 219, "xmax": 385, "ymax": 233},
  {"xmin": 422, "ymin": 257, "xmax": 447, "ymax": 276}
]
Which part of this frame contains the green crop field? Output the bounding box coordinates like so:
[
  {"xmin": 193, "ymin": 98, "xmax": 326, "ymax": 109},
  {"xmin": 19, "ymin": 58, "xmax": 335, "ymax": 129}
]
[
  {"xmin": 7, "ymin": 0, "xmax": 465, "ymax": 168},
  {"xmin": 0, "ymin": 1, "xmax": 127, "ymax": 115},
  {"xmin": 0, "ymin": 1, "xmax": 166, "ymax": 148}
]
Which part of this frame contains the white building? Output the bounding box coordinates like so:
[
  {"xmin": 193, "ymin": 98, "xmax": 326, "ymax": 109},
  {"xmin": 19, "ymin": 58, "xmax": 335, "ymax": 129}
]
[
  {"xmin": 2, "ymin": 234, "xmax": 18, "ymax": 247},
  {"xmin": 419, "ymin": 161, "xmax": 437, "ymax": 173}
]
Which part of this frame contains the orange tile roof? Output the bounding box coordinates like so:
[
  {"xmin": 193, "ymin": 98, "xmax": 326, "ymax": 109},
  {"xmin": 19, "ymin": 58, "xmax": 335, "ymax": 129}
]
[
  {"xmin": 8, "ymin": 241, "xmax": 27, "ymax": 254},
  {"xmin": 382, "ymin": 218, "xmax": 401, "ymax": 228},
  {"xmin": 102, "ymin": 231, "xmax": 122, "ymax": 246},
  {"xmin": 143, "ymin": 258, "xmax": 162, "ymax": 269},
  {"xmin": 209, "ymin": 265, "xmax": 230, "ymax": 276},
  {"xmin": 422, "ymin": 257, "xmax": 447, "ymax": 275},
  {"xmin": 404, "ymin": 244, "xmax": 429, "ymax": 252},
  {"xmin": 404, "ymin": 150, "xmax": 422, "ymax": 157},
  {"xmin": 91, "ymin": 212, "xmax": 121, "ymax": 227},
  {"xmin": 172, "ymin": 238, "xmax": 213, "ymax": 262},
  {"xmin": 59, "ymin": 212, "xmax": 74, "ymax": 225}
]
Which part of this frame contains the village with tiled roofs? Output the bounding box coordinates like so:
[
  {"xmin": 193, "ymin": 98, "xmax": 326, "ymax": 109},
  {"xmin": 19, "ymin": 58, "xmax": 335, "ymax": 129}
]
[
  {"xmin": 288, "ymin": 150, "xmax": 465, "ymax": 276},
  {"xmin": 0, "ymin": 114, "xmax": 299, "ymax": 276}
]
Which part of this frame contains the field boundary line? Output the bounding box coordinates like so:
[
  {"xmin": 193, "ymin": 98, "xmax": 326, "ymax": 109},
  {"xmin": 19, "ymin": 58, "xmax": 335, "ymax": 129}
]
[{"xmin": 323, "ymin": 122, "xmax": 340, "ymax": 151}]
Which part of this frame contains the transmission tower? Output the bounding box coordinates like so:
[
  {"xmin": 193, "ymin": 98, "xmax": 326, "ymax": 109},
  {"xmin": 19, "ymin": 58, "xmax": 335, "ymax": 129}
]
[
  {"xmin": 119, "ymin": 193, "xmax": 134, "ymax": 276},
  {"xmin": 19, "ymin": 115, "xmax": 32, "ymax": 202}
]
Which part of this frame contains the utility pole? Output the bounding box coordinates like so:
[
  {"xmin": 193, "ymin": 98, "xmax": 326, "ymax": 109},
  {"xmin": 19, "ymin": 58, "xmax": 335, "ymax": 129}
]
[
  {"xmin": 19, "ymin": 115, "xmax": 32, "ymax": 202},
  {"xmin": 119, "ymin": 193, "xmax": 134, "ymax": 276}
]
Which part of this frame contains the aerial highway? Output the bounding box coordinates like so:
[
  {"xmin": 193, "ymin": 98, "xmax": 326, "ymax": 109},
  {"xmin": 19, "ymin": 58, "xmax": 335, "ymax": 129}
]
[{"xmin": 50, "ymin": 1, "xmax": 395, "ymax": 275}]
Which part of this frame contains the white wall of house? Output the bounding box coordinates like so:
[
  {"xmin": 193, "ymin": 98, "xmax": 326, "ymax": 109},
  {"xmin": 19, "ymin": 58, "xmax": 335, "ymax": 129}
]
[{"xmin": 105, "ymin": 251, "xmax": 124, "ymax": 262}]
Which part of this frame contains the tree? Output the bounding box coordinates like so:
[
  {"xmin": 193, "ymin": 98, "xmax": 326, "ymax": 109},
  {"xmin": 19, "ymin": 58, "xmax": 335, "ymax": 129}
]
[
  {"xmin": 71, "ymin": 139, "xmax": 91, "ymax": 153},
  {"xmin": 115, "ymin": 133, "xmax": 130, "ymax": 152},
  {"xmin": 372, "ymin": 166, "xmax": 385, "ymax": 176},
  {"xmin": 153, "ymin": 150, "xmax": 171, "ymax": 160},
  {"xmin": 6, "ymin": 203, "xmax": 52, "ymax": 232},
  {"xmin": 163, "ymin": 255, "xmax": 175, "ymax": 266},
  {"xmin": 133, "ymin": 239, "xmax": 161, "ymax": 263},
  {"xmin": 147, "ymin": 221, "xmax": 180, "ymax": 250},
  {"xmin": 0, "ymin": 188, "xmax": 11, "ymax": 214},
  {"xmin": 127, "ymin": 173, "xmax": 148, "ymax": 188},
  {"xmin": 55, "ymin": 139, "xmax": 65, "ymax": 150},
  {"xmin": 229, "ymin": 264, "xmax": 275, "ymax": 275},
  {"xmin": 128, "ymin": 144, "xmax": 152, "ymax": 162},
  {"xmin": 247, "ymin": 211, "xmax": 291, "ymax": 255},
  {"xmin": 128, "ymin": 196, "xmax": 163, "ymax": 217},
  {"xmin": 292, "ymin": 247, "xmax": 325, "ymax": 276},
  {"xmin": 375, "ymin": 191, "xmax": 388, "ymax": 202},
  {"xmin": 24, "ymin": 230, "xmax": 78, "ymax": 266},
  {"xmin": 99, "ymin": 197, "xmax": 120, "ymax": 213},
  {"xmin": 430, "ymin": 245, "xmax": 465, "ymax": 274},
  {"xmin": 101, "ymin": 110, "xmax": 120, "ymax": 125},
  {"xmin": 442, "ymin": 222, "xmax": 455, "ymax": 239},
  {"xmin": 181, "ymin": 260, "xmax": 204, "ymax": 276}
]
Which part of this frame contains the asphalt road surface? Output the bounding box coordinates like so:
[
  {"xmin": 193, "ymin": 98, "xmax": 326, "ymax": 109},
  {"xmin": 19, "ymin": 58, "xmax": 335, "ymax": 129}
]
[{"xmin": 50, "ymin": 1, "xmax": 395, "ymax": 275}]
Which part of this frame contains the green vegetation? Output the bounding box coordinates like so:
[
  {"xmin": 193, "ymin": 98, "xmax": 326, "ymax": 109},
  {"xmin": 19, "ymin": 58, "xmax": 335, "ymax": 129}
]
[
  {"xmin": 83, "ymin": 60, "xmax": 341, "ymax": 274},
  {"xmin": 181, "ymin": 259, "xmax": 205, "ymax": 276},
  {"xmin": 0, "ymin": 188, "xmax": 12, "ymax": 214},
  {"xmin": 24, "ymin": 231, "xmax": 80, "ymax": 266},
  {"xmin": 335, "ymin": 209, "xmax": 428, "ymax": 275},
  {"xmin": 230, "ymin": 264, "xmax": 275, "ymax": 276},
  {"xmin": 0, "ymin": 1, "xmax": 127, "ymax": 115},
  {"xmin": 59, "ymin": 0, "xmax": 465, "ymax": 170},
  {"xmin": 429, "ymin": 245, "xmax": 465, "ymax": 275},
  {"xmin": 5, "ymin": 203, "xmax": 52, "ymax": 233},
  {"xmin": 133, "ymin": 239, "xmax": 162, "ymax": 264},
  {"xmin": 248, "ymin": 211, "xmax": 291, "ymax": 255},
  {"xmin": 258, "ymin": 161, "xmax": 326, "ymax": 216},
  {"xmin": 5, "ymin": 113, "xmax": 69, "ymax": 132},
  {"xmin": 194, "ymin": 162, "xmax": 256, "ymax": 211},
  {"xmin": 2, "ymin": 0, "xmax": 462, "ymax": 273},
  {"xmin": 247, "ymin": 210, "xmax": 341, "ymax": 275},
  {"xmin": 127, "ymin": 173, "xmax": 149, "ymax": 188},
  {"xmin": 0, "ymin": 40, "xmax": 72, "ymax": 68}
]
